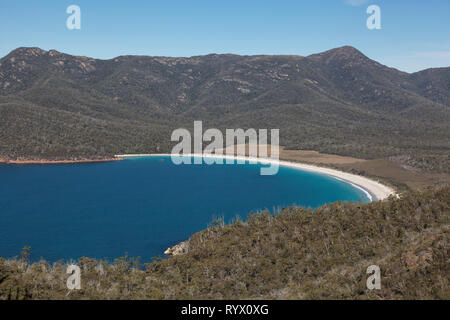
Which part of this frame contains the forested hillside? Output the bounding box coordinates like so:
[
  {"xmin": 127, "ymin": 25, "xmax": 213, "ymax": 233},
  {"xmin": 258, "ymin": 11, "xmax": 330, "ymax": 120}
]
[
  {"xmin": 1, "ymin": 46, "xmax": 449, "ymax": 172},
  {"xmin": 1, "ymin": 186, "xmax": 448, "ymax": 300}
]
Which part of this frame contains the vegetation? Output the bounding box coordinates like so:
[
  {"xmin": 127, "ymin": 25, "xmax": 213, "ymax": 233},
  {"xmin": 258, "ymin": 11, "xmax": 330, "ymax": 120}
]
[
  {"xmin": 0, "ymin": 46, "xmax": 449, "ymax": 173},
  {"xmin": 1, "ymin": 186, "xmax": 448, "ymax": 300},
  {"xmin": 0, "ymin": 45, "xmax": 448, "ymax": 300}
]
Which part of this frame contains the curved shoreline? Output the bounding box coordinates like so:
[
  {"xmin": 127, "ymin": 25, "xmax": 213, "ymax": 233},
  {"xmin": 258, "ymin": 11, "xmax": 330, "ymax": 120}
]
[
  {"xmin": 0, "ymin": 157, "xmax": 123, "ymax": 165},
  {"xmin": 115, "ymin": 153, "xmax": 396, "ymax": 201}
]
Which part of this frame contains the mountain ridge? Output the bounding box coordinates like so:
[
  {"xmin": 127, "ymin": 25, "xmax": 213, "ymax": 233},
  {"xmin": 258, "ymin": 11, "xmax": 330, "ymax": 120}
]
[
  {"xmin": 4, "ymin": 45, "xmax": 447, "ymax": 74},
  {"xmin": 0, "ymin": 45, "xmax": 449, "ymax": 173}
]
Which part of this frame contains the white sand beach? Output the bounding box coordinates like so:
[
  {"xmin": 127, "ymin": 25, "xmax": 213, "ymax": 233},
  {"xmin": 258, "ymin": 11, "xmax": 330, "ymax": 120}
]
[{"xmin": 115, "ymin": 153, "xmax": 396, "ymax": 201}]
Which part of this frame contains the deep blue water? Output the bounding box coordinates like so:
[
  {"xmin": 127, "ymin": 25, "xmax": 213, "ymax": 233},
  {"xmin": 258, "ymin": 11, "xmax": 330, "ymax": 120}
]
[{"xmin": 0, "ymin": 156, "xmax": 369, "ymax": 262}]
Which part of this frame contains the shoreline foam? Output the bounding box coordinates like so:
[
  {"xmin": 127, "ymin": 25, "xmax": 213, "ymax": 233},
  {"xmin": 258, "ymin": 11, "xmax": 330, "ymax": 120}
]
[{"xmin": 115, "ymin": 153, "xmax": 396, "ymax": 201}]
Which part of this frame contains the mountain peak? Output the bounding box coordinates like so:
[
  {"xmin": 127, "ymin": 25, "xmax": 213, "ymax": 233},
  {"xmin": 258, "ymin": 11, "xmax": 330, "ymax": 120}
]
[
  {"xmin": 4, "ymin": 47, "xmax": 68, "ymax": 61},
  {"xmin": 333, "ymin": 45, "xmax": 365, "ymax": 55},
  {"xmin": 7, "ymin": 47, "xmax": 48, "ymax": 57},
  {"xmin": 308, "ymin": 45, "xmax": 367, "ymax": 60}
]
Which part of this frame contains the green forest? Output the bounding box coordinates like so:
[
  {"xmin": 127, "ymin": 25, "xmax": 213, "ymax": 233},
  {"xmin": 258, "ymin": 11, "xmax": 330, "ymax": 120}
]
[
  {"xmin": 1, "ymin": 186, "xmax": 448, "ymax": 300},
  {"xmin": 1, "ymin": 47, "xmax": 449, "ymax": 173},
  {"xmin": 0, "ymin": 46, "xmax": 448, "ymax": 300}
]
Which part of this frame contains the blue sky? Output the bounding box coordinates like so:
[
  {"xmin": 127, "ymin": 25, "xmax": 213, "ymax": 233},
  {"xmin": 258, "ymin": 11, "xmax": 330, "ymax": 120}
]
[{"xmin": 1, "ymin": 0, "xmax": 449, "ymax": 72}]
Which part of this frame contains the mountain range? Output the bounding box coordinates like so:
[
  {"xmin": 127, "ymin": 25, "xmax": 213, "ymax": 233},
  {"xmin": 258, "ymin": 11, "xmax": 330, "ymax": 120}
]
[{"xmin": 0, "ymin": 46, "xmax": 448, "ymax": 172}]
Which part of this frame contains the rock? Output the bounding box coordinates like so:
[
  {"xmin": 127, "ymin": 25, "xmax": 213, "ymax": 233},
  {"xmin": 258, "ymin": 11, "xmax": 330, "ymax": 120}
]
[{"xmin": 164, "ymin": 241, "xmax": 189, "ymax": 256}]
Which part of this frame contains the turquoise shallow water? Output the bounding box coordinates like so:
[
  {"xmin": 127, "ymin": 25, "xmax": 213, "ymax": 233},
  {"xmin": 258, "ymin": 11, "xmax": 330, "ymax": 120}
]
[{"xmin": 0, "ymin": 156, "xmax": 369, "ymax": 262}]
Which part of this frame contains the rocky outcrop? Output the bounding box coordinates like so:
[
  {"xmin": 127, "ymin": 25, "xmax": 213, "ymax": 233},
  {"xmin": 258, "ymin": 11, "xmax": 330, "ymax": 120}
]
[{"xmin": 164, "ymin": 241, "xmax": 189, "ymax": 256}]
